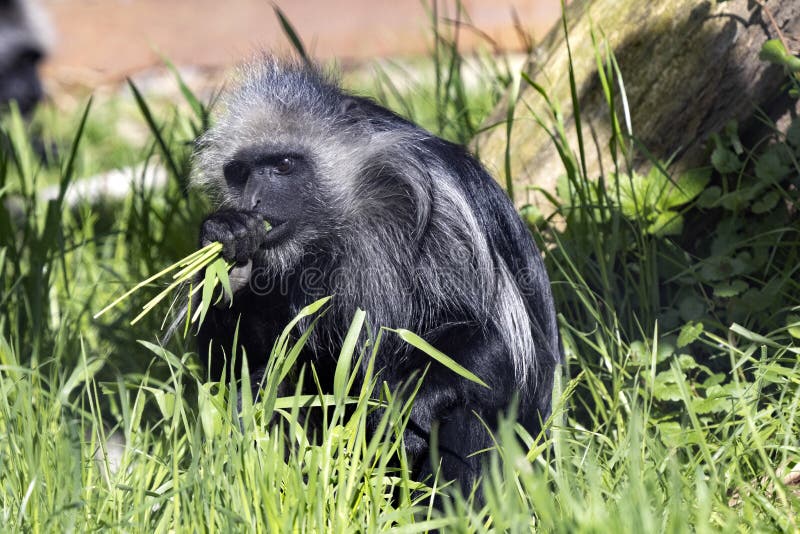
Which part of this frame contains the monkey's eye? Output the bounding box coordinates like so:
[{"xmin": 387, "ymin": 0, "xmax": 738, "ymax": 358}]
[
  {"xmin": 274, "ymin": 157, "xmax": 295, "ymax": 175},
  {"xmin": 223, "ymin": 160, "xmax": 250, "ymax": 186}
]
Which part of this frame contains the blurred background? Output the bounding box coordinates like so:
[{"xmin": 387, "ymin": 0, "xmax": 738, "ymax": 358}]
[
  {"xmin": 3, "ymin": 0, "xmax": 564, "ymax": 182},
  {"xmin": 42, "ymin": 0, "xmax": 562, "ymax": 86}
]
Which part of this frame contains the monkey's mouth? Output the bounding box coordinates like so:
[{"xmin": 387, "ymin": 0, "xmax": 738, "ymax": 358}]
[{"xmin": 261, "ymin": 217, "xmax": 291, "ymax": 246}]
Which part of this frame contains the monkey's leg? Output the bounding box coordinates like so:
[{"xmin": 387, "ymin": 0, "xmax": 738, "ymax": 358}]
[{"xmin": 399, "ymin": 327, "xmax": 512, "ymax": 504}]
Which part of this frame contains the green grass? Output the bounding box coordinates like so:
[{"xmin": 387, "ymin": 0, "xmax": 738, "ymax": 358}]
[{"xmin": 1, "ymin": 10, "xmax": 799, "ymax": 533}]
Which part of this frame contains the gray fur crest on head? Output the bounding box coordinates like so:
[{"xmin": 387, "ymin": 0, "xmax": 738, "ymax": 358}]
[
  {"xmin": 193, "ymin": 58, "xmax": 351, "ymax": 197},
  {"xmin": 191, "ymin": 56, "xmax": 540, "ymax": 388}
]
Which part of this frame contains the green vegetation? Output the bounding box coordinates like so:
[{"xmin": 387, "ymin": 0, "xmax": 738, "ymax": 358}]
[{"xmin": 0, "ymin": 12, "xmax": 798, "ymax": 533}]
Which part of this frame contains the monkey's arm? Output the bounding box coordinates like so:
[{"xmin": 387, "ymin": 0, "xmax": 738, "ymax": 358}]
[
  {"xmin": 196, "ymin": 288, "xmax": 290, "ymax": 386},
  {"xmin": 197, "ymin": 209, "xmax": 276, "ymax": 381}
]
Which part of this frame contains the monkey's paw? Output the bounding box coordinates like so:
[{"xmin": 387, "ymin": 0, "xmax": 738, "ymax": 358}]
[{"xmin": 200, "ymin": 210, "xmax": 268, "ymax": 264}]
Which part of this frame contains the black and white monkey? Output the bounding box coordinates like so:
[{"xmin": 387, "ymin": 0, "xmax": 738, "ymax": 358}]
[
  {"xmin": 0, "ymin": 0, "xmax": 50, "ymax": 116},
  {"xmin": 192, "ymin": 58, "xmax": 561, "ymax": 497}
]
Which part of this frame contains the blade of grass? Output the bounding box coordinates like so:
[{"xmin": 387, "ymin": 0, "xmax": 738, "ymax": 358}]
[
  {"xmin": 389, "ymin": 328, "xmax": 489, "ymax": 388},
  {"xmin": 273, "ymin": 5, "xmax": 309, "ymax": 64},
  {"xmin": 94, "ymin": 242, "xmax": 222, "ymax": 320}
]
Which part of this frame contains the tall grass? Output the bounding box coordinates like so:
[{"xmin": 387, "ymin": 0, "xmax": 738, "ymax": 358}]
[{"xmin": 0, "ymin": 7, "xmax": 798, "ymax": 532}]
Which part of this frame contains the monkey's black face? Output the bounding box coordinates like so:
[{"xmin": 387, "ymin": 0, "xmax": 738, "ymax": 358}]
[
  {"xmin": 0, "ymin": 47, "xmax": 44, "ymax": 116},
  {"xmin": 222, "ymin": 147, "xmax": 316, "ymax": 247}
]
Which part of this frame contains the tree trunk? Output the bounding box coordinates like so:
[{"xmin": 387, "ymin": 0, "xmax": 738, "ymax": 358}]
[{"xmin": 473, "ymin": 0, "xmax": 800, "ymax": 209}]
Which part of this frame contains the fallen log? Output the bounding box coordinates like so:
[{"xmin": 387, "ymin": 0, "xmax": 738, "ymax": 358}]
[{"xmin": 474, "ymin": 0, "xmax": 800, "ymax": 210}]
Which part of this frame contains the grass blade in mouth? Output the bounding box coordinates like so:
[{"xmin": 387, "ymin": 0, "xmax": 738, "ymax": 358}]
[{"xmin": 94, "ymin": 241, "xmax": 231, "ymax": 326}]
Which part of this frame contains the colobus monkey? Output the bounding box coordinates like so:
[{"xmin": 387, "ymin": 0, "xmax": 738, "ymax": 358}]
[
  {"xmin": 192, "ymin": 58, "xmax": 561, "ymax": 497},
  {"xmin": 0, "ymin": 0, "xmax": 50, "ymax": 116}
]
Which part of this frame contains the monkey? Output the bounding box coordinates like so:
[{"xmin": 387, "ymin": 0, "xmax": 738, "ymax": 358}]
[
  {"xmin": 191, "ymin": 58, "xmax": 562, "ymax": 499},
  {"xmin": 0, "ymin": 0, "xmax": 50, "ymax": 116}
]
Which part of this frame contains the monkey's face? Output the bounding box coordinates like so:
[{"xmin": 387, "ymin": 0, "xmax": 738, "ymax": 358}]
[
  {"xmin": 0, "ymin": 0, "xmax": 48, "ymax": 117},
  {"xmin": 222, "ymin": 144, "xmax": 321, "ymax": 249},
  {"xmin": 0, "ymin": 45, "xmax": 44, "ymax": 116}
]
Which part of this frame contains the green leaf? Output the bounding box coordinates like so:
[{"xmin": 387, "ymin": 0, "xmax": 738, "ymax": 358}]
[
  {"xmin": 676, "ymin": 354, "xmax": 698, "ymax": 370},
  {"xmin": 696, "ymin": 185, "xmax": 721, "ymax": 208},
  {"xmin": 692, "ymin": 393, "xmax": 732, "ymax": 414},
  {"xmin": 786, "ymin": 119, "xmax": 800, "ymax": 150},
  {"xmin": 656, "ymin": 337, "xmax": 677, "ymax": 363},
  {"xmin": 519, "ymin": 204, "xmax": 545, "ymax": 229},
  {"xmin": 660, "ymin": 167, "xmax": 711, "ymax": 209},
  {"xmin": 712, "ymin": 279, "xmax": 748, "ymax": 298},
  {"xmin": 759, "ymin": 39, "xmax": 786, "ymax": 63},
  {"xmin": 647, "ymin": 211, "xmax": 683, "ymax": 236},
  {"xmin": 724, "ymin": 120, "xmax": 743, "ymax": 154},
  {"xmin": 711, "ymin": 144, "xmax": 741, "ymax": 174},
  {"xmin": 730, "ymin": 323, "xmax": 772, "ymax": 344},
  {"xmin": 58, "ymin": 97, "xmax": 93, "ymax": 205},
  {"xmin": 0, "ymin": 333, "xmax": 18, "ymax": 372},
  {"xmin": 751, "ymin": 190, "xmax": 780, "ymax": 214},
  {"xmin": 738, "ymin": 285, "xmax": 778, "ymax": 314},
  {"xmin": 657, "ymin": 421, "xmax": 684, "ymax": 447},
  {"xmin": 677, "ymin": 321, "xmax": 704, "ymax": 348},
  {"xmin": 59, "ymin": 357, "xmax": 105, "ymax": 404},
  {"xmin": 679, "ymin": 294, "xmax": 705, "ymax": 321},
  {"xmin": 701, "ymin": 255, "xmax": 744, "ymax": 282},
  {"xmin": 151, "ymin": 390, "xmax": 176, "ymax": 419},
  {"xmin": 787, "ymin": 315, "xmax": 800, "ymax": 339},
  {"xmin": 4, "ymin": 102, "xmax": 35, "ymax": 193},
  {"xmin": 759, "ymin": 39, "xmax": 800, "ymax": 71},
  {"xmin": 652, "ymin": 372, "xmax": 681, "ymax": 401},
  {"xmin": 644, "ymin": 165, "xmax": 670, "ymax": 205},
  {"xmin": 615, "ymin": 171, "xmax": 654, "ymax": 220},
  {"xmin": 628, "ymin": 340, "xmax": 649, "ymax": 365},
  {"xmin": 719, "ymin": 189, "xmax": 753, "ymax": 211},
  {"xmin": 657, "ymin": 309, "xmax": 680, "ymax": 331},
  {"xmin": 391, "ymin": 328, "xmax": 489, "ymax": 388},
  {"xmin": 754, "ymin": 147, "xmax": 790, "ymax": 183},
  {"xmin": 703, "ymin": 373, "xmax": 726, "ymax": 388}
]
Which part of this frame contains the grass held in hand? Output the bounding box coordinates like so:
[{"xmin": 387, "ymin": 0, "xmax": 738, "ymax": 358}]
[{"xmin": 93, "ymin": 242, "xmax": 232, "ymax": 326}]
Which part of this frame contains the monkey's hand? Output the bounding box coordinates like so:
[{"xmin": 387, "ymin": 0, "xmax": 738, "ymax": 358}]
[{"xmin": 200, "ymin": 210, "xmax": 269, "ymax": 264}]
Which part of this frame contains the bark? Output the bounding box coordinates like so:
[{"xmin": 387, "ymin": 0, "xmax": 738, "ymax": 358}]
[{"xmin": 473, "ymin": 0, "xmax": 800, "ymax": 209}]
